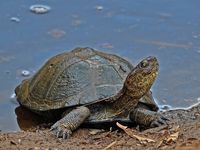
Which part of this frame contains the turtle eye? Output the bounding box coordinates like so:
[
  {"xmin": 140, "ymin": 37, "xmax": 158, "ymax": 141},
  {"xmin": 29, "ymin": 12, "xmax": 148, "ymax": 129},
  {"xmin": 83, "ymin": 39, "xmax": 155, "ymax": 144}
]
[{"xmin": 140, "ymin": 60, "xmax": 149, "ymax": 68}]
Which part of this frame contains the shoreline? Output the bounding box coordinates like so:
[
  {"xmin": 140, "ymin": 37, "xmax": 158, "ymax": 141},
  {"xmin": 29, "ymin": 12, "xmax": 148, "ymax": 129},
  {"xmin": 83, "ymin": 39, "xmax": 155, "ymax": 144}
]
[{"xmin": 0, "ymin": 104, "xmax": 199, "ymax": 150}]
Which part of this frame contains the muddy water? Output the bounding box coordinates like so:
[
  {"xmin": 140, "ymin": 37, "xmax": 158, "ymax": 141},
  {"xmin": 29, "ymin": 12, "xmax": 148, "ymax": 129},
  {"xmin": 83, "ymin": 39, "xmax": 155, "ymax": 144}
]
[{"xmin": 0, "ymin": 0, "xmax": 200, "ymax": 131}]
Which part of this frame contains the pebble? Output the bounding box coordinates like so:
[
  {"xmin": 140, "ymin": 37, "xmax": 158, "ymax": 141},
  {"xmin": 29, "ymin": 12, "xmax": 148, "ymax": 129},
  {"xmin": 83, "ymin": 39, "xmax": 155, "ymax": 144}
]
[
  {"xmin": 18, "ymin": 139, "xmax": 21, "ymax": 144},
  {"xmin": 30, "ymin": 4, "xmax": 51, "ymax": 14},
  {"xmin": 21, "ymin": 70, "xmax": 30, "ymax": 77},
  {"xmin": 10, "ymin": 17, "xmax": 20, "ymax": 23}
]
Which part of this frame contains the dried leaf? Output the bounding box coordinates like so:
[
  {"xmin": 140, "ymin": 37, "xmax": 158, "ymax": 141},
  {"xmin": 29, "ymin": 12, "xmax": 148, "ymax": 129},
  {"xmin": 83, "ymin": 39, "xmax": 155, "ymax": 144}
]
[
  {"xmin": 154, "ymin": 125, "xmax": 180, "ymax": 147},
  {"xmin": 170, "ymin": 125, "xmax": 180, "ymax": 132},
  {"xmin": 155, "ymin": 140, "xmax": 163, "ymax": 149},
  {"xmin": 166, "ymin": 131, "xmax": 179, "ymax": 143},
  {"xmin": 116, "ymin": 122, "xmax": 155, "ymax": 144}
]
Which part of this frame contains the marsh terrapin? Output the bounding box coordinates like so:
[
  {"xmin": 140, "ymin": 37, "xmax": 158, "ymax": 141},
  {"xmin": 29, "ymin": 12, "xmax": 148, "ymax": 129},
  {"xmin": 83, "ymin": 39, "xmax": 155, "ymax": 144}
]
[{"xmin": 15, "ymin": 47, "xmax": 167, "ymax": 139}]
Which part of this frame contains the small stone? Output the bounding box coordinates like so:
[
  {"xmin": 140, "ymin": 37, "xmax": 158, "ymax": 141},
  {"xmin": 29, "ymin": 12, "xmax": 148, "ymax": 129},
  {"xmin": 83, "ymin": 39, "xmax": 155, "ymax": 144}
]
[
  {"xmin": 30, "ymin": 4, "xmax": 51, "ymax": 14},
  {"xmin": 21, "ymin": 70, "xmax": 30, "ymax": 77},
  {"xmin": 18, "ymin": 139, "xmax": 21, "ymax": 144},
  {"xmin": 96, "ymin": 5, "xmax": 104, "ymax": 11},
  {"xmin": 10, "ymin": 17, "xmax": 20, "ymax": 23}
]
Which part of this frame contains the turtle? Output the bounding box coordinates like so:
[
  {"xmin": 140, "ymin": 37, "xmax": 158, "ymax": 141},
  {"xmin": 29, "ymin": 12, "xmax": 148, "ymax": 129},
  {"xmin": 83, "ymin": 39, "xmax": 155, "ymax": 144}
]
[{"xmin": 15, "ymin": 47, "xmax": 167, "ymax": 139}]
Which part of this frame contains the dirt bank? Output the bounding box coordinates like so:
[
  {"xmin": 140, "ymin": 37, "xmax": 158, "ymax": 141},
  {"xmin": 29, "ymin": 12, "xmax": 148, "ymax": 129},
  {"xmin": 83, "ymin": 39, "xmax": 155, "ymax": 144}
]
[{"xmin": 0, "ymin": 104, "xmax": 199, "ymax": 150}]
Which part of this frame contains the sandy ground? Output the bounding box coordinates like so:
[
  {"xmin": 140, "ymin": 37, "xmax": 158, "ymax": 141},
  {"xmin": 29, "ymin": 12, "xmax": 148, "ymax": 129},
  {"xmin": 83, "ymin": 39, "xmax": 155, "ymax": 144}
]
[{"xmin": 0, "ymin": 104, "xmax": 199, "ymax": 150}]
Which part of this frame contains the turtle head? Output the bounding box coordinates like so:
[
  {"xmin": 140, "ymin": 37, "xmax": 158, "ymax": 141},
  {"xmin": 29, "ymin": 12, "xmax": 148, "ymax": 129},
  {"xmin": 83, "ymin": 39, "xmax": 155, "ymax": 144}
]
[{"xmin": 124, "ymin": 56, "xmax": 159, "ymax": 98}]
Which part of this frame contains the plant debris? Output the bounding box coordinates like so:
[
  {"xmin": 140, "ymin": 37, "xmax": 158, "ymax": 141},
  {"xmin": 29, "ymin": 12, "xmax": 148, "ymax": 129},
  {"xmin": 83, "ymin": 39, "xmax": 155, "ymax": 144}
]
[
  {"xmin": 89, "ymin": 129, "xmax": 104, "ymax": 135},
  {"xmin": 116, "ymin": 122, "xmax": 155, "ymax": 144},
  {"xmin": 0, "ymin": 104, "xmax": 199, "ymax": 150},
  {"xmin": 103, "ymin": 141, "xmax": 116, "ymax": 150}
]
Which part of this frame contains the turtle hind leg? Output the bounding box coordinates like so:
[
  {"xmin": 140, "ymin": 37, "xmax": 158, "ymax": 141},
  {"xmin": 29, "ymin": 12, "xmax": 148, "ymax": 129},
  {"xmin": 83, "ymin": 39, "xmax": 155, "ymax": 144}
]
[{"xmin": 50, "ymin": 106, "xmax": 90, "ymax": 139}]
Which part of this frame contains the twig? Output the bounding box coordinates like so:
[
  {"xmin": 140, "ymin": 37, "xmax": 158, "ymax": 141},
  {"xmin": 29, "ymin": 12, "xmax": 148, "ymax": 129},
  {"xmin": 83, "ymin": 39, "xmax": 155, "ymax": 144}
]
[
  {"xmin": 103, "ymin": 141, "xmax": 117, "ymax": 150},
  {"xmin": 116, "ymin": 122, "xmax": 155, "ymax": 144}
]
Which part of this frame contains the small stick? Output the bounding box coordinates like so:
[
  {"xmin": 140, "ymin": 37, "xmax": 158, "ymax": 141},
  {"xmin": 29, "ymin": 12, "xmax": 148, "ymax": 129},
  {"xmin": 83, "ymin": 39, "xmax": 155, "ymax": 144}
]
[{"xmin": 103, "ymin": 141, "xmax": 117, "ymax": 150}]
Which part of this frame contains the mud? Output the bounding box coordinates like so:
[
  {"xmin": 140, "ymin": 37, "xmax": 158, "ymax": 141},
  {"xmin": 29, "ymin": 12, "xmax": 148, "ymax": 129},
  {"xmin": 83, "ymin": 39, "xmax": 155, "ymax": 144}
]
[{"xmin": 0, "ymin": 104, "xmax": 199, "ymax": 150}]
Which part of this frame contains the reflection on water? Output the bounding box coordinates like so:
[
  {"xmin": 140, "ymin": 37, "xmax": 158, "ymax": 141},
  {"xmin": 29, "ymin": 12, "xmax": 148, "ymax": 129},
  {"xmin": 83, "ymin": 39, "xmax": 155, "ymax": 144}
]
[
  {"xmin": 0, "ymin": 0, "xmax": 200, "ymax": 131},
  {"xmin": 15, "ymin": 106, "xmax": 43, "ymax": 131}
]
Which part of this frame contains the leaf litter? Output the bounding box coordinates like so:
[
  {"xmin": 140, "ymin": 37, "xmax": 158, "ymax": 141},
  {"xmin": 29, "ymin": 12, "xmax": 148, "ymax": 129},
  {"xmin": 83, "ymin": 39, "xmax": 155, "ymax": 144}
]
[{"xmin": 116, "ymin": 122, "xmax": 180, "ymax": 148}]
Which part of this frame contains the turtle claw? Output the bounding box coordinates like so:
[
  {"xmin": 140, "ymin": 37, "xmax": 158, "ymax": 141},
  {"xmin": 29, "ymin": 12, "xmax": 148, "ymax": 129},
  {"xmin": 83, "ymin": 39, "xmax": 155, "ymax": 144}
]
[
  {"xmin": 56, "ymin": 128, "xmax": 62, "ymax": 138},
  {"xmin": 50, "ymin": 124, "xmax": 72, "ymax": 139},
  {"xmin": 62, "ymin": 129, "xmax": 72, "ymax": 139},
  {"xmin": 150, "ymin": 114, "xmax": 169, "ymax": 127}
]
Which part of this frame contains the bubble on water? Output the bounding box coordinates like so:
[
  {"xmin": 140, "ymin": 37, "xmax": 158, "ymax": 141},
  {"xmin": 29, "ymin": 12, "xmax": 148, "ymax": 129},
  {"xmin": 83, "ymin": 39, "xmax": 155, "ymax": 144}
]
[
  {"xmin": 95, "ymin": 5, "xmax": 104, "ymax": 11},
  {"xmin": 197, "ymin": 97, "xmax": 200, "ymax": 102},
  {"xmin": 193, "ymin": 35, "xmax": 199, "ymax": 39},
  {"xmin": 21, "ymin": 70, "xmax": 30, "ymax": 77},
  {"xmin": 30, "ymin": 4, "xmax": 51, "ymax": 14},
  {"xmin": 10, "ymin": 17, "xmax": 20, "ymax": 23}
]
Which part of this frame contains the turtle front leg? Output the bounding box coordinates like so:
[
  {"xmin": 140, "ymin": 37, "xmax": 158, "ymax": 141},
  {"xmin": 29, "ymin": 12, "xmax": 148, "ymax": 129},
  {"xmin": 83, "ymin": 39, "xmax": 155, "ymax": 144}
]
[
  {"xmin": 50, "ymin": 106, "xmax": 90, "ymax": 139},
  {"xmin": 129, "ymin": 107, "xmax": 168, "ymax": 127}
]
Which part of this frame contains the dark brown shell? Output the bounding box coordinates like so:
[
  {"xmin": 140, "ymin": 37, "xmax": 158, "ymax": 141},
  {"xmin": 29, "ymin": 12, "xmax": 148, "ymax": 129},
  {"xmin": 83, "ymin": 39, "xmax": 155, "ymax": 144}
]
[{"xmin": 16, "ymin": 47, "xmax": 133, "ymax": 111}]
